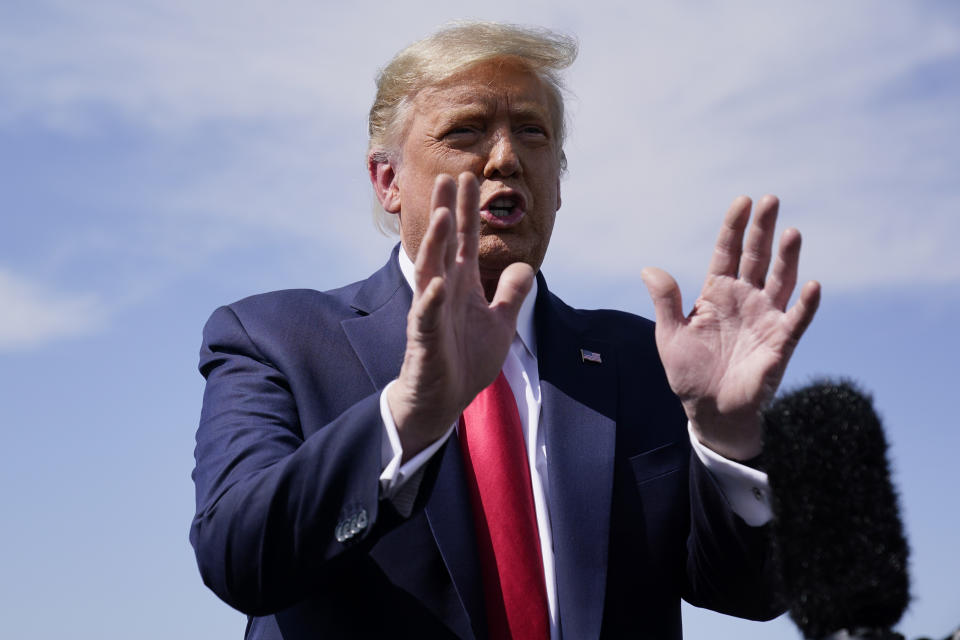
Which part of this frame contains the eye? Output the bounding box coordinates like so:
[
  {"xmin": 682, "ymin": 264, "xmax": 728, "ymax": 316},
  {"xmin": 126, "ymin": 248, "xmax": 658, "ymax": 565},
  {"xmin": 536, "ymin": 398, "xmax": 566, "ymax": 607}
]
[
  {"xmin": 442, "ymin": 124, "xmax": 481, "ymax": 139},
  {"xmin": 517, "ymin": 124, "xmax": 548, "ymax": 138}
]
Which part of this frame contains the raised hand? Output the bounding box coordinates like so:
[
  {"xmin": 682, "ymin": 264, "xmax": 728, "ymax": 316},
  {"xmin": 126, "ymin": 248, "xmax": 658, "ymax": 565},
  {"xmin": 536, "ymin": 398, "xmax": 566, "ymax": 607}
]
[
  {"xmin": 641, "ymin": 196, "xmax": 821, "ymax": 460},
  {"xmin": 386, "ymin": 173, "xmax": 535, "ymax": 460}
]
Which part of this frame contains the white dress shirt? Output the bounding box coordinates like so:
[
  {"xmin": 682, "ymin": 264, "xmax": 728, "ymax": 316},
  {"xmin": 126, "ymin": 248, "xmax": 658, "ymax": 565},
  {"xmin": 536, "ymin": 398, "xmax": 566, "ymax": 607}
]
[{"xmin": 379, "ymin": 249, "xmax": 773, "ymax": 638}]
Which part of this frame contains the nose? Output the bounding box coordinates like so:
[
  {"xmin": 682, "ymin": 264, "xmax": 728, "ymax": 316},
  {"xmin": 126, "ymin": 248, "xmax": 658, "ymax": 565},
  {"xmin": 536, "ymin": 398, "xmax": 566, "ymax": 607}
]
[{"xmin": 482, "ymin": 129, "xmax": 521, "ymax": 179}]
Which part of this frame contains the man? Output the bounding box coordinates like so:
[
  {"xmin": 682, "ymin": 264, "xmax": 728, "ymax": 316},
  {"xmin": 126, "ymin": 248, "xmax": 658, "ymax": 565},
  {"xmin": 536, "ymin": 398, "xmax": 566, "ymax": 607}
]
[{"xmin": 191, "ymin": 22, "xmax": 820, "ymax": 639}]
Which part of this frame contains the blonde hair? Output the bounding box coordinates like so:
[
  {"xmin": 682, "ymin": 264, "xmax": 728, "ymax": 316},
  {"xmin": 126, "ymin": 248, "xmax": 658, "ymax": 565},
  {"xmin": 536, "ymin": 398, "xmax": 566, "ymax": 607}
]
[{"xmin": 367, "ymin": 21, "xmax": 578, "ymax": 234}]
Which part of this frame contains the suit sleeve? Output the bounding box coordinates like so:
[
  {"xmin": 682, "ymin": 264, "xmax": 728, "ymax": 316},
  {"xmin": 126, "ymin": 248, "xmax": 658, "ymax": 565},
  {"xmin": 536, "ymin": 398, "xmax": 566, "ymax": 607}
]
[
  {"xmin": 682, "ymin": 452, "xmax": 785, "ymax": 620},
  {"xmin": 189, "ymin": 305, "xmax": 390, "ymax": 616}
]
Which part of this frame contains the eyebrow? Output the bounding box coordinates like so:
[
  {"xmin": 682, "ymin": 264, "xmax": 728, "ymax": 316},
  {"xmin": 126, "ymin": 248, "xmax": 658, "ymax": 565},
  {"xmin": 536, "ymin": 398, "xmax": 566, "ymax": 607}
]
[
  {"xmin": 507, "ymin": 104, "xmax": 552, "ymax": 122},
  {"xmin": 431, "ymin": 99, "xmax": 552, "ymax": 124}
]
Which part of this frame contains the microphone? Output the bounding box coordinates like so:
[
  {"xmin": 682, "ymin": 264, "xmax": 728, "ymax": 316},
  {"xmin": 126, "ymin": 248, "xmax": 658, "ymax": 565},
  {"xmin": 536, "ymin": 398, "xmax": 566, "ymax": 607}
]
[{"xmin": 761, "ymin": 380, "xmax": 910, "ymax": 640}]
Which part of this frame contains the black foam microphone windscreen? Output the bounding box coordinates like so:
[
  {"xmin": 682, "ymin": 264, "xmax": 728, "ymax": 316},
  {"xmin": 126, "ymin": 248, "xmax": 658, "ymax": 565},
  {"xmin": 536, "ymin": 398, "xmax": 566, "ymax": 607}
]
[{"xmin": 762, "ymin": 380, "xmax": 910, "ymax": 639}]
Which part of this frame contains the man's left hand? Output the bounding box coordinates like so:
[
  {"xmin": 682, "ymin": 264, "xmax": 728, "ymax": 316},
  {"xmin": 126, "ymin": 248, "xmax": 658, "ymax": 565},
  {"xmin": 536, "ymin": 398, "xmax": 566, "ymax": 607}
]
[{"xmin": 641, "ymin": 195, "xmax": 821, "ymax": 461}]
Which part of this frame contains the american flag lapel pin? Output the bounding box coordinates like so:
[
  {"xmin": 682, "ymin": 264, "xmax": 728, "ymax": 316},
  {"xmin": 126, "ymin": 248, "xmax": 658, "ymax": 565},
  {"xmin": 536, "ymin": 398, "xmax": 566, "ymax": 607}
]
[{"xmin": 580, "ymin": 348, "xmax": 602, "ymax": 364}]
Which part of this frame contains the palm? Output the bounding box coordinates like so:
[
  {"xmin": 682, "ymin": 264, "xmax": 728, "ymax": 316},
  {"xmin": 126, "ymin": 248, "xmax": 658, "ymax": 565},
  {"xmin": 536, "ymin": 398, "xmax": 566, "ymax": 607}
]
[
  {"xmin": 663, "ymin": 276, "xmax": 796, "ymax": 420},
  {"xmin": 642, "ymin": 196, "xmax": 820, "ymax": 460},
  {"xmin": 388, "ymin": 173, "xmax": 533, "ymax": 456},
  {"xmin": 414, "ymin": 270, "xmax": 517, "ymax": 407}
]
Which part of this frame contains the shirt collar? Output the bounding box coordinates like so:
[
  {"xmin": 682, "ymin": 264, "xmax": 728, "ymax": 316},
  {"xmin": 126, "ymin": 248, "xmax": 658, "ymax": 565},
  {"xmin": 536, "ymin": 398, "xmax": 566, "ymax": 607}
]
[{"xmin": 397, "ymin": 246, "xmax": 538, "ymax": 358}]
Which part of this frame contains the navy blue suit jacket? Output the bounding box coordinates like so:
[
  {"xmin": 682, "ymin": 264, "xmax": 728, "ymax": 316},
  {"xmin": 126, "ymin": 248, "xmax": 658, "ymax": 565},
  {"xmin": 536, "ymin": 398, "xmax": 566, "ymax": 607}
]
[{"xmin": 191, "ymin": 246, "xmax": 781, "ymax": 639}]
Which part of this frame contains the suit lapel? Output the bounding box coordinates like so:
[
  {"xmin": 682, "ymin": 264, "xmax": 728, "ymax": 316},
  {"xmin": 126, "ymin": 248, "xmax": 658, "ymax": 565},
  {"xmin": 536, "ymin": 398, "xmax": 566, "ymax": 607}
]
[
  {"xmin": 341, "ymin": 258, "xmax": 620, "ymax": 639},
  {"xmin": 369, "ymin": 436, "xmax": 484, "ymax": 640},
  {"xmin": 424, "ymin": 436, "xmax": 487, "ymax": 640},
  {"xmin": 536, "ymin": 276, "xmax": 618, "ymax": 640},
  {"xmin": 341, "ymin": 247, "xmax": 410, "ymax": 391},
  {"xmin": 341, "ymin": 246, "xmax": 484, "ymax": 639}
]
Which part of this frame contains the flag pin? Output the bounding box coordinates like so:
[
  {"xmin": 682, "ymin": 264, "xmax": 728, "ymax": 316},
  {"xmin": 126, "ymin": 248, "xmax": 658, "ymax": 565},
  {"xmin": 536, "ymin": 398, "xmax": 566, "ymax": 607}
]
[{"xmin": 580, "ymin": 348, "xmax": 602, "ymax": 364}]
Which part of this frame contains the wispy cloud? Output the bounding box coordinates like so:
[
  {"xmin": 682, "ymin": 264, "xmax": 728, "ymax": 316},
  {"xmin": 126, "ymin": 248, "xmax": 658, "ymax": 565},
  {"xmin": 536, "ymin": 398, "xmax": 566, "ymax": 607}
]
[
  {"xmin": 0, "ymin": 0, "xmax": 396, "ymax": 132},
  {"xmin": 0, "ymin": 269, "xmax": 105, "ymax": 350},
  {"xmin": 550, "ymin": 3, "xmax": 960, "ymax": 287},
  {"xmin": 1, "ymin": 0, "xmax": 957, "ymax": 316}
]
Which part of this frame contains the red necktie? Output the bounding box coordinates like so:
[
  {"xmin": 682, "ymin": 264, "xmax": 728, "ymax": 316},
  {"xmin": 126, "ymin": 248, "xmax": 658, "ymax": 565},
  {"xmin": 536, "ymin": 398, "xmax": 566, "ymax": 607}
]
[{"xmin": 459, "ymin": 371, "xmax": 550, "ymax": 640}]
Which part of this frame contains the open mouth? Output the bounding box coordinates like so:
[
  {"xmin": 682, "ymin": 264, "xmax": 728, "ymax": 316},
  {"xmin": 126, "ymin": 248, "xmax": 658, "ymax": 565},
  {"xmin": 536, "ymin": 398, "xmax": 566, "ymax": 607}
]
[{"xmin": 480, "ymin": 192, "xmax": 526, "ymax": 227}]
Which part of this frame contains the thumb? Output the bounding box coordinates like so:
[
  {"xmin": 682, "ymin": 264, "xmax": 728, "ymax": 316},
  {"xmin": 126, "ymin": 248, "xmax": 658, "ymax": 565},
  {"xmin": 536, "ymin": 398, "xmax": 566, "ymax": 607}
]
[
  {"xmin": 641, "ymin": 267, "xmax": 684, "ymax": 335},
  {"xmin": 491, "ymin": 262, "xmax": 536, "ymax": 325}
]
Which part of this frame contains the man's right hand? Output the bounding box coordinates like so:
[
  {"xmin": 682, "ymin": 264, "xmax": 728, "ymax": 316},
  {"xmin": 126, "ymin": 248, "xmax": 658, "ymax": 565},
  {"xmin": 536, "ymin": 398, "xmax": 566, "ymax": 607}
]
[{"xmin": 386, "ymin": 173, "xmax": 534, "ymax": 461}]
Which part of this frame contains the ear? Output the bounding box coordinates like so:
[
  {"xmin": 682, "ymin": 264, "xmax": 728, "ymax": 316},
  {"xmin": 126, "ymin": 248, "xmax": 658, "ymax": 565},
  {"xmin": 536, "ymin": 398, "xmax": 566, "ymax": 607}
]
[
  {"xmin": 368, "ymin": 152, "xmax": 401, "ymax": 214},
  {"xmin": 556, "ymin": 177, "xmax": 562, "ymax": 212}
]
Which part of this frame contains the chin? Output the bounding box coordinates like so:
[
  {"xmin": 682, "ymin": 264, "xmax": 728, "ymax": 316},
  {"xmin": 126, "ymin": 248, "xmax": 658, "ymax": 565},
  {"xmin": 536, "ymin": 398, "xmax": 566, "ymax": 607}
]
[
  {"xmin": 478, "ymin": 236, "xmax": 542, "ymax": 272},
  {"xmin": 479, "ymin": 250, "xmax": 526, "ymax": 275}
]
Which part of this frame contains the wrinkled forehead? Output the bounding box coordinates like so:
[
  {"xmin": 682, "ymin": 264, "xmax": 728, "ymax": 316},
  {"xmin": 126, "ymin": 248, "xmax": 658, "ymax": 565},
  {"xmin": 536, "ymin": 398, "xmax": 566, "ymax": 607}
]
[
  {"xmin": 410, "ymin": 59, "xmax": 555, "ymax": 122},
  {"xmin": 412, "ymin": 86, "xmax": 553, "ymax": 125}
]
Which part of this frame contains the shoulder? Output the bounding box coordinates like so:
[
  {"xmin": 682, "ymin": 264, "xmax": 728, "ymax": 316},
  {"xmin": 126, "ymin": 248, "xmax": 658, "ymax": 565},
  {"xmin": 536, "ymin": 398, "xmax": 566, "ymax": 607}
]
[
  {"xmin": 197, "ymin": 280, "xmax": 381, "ymax": 385},
  {"xmin": 576, "ymin": 306, "xmax": 655, "ymax": 338},
  {"xmin": 204, "ymin": 283, "xmax": 362, "ymax": 340},
  {"xmin": 230, "ymin": 284, "xmax": 361, "ymax": 322},
  {"xmin": 538, "ymin": 284, "xmax": 656, "ymax": 347},
  {"xmin": 208, "ymin": 246, "xmax": 406, "ymax": 335}
]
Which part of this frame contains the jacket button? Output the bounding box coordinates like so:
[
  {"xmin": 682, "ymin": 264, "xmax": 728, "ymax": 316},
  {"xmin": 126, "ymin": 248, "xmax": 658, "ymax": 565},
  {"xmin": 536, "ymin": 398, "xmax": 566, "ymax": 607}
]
[{"xmin": 335, "ymin": 508, "xmax": 368, "ymax": 543}]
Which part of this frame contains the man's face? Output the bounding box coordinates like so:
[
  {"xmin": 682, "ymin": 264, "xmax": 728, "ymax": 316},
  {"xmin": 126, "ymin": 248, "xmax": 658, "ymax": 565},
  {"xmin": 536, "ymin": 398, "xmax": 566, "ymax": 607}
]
[{"xmin": 391, "ymin": 58, "xmax": 562, "ymax": 280}]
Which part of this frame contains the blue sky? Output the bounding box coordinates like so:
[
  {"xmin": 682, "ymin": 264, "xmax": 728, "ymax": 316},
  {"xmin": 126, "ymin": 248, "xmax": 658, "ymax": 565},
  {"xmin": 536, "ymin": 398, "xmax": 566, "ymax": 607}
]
[{"xmin": 1, "ymin": 2, "xmax": 958, "ymax": 638}]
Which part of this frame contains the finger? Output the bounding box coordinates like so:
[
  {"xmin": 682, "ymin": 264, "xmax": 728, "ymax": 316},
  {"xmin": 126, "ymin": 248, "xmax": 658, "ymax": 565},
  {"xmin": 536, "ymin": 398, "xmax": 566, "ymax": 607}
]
[
  {"xmin": 706, "ymin": 196, "xmax": 752, "ymax": 277},
  {"xmin": 414, "ymin": 205, "xmax": 453, "ymax": 296},
  {"xmin": 430, "ymin": 174, "xmax": 458, "ymax": 270},
  {"xmin": 783, "ymin": 280, "xmax": 821, "ymax": 342},
  {"xmin": 765, "ymin": 227, "xmax": 801, "ymax": 310},
  {"xmin": 739, "ymin": 195, "xmax": 779, "ymax": 288},
  {"xmin": 430, "ymin": 173, "xmax": 457, "ymax": 214},
  {"xmin": 456, "ymin": 172, "xmax": 480, "ymax": 264},
  {"xmin": 490, "ymin": 262, "xmax": 535, "ymax": 326},
  {"xmin": 641, "ymin": 267, "xmax": 684, "ymax": 339},
  {"xmin": 413, "ymin": 276, "xmax": 447, "ymax": 333}
]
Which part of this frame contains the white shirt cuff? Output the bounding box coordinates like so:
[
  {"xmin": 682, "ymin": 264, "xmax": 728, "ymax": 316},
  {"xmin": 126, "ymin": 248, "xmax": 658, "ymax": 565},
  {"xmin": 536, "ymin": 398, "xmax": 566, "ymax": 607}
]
[
  {"xmin": 687, "ymin": 423, "xmax": 773, "ymax": 527},
  {"xmin": 379, "ymin": 380, "xmax": 456, "ymax": 517}
]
